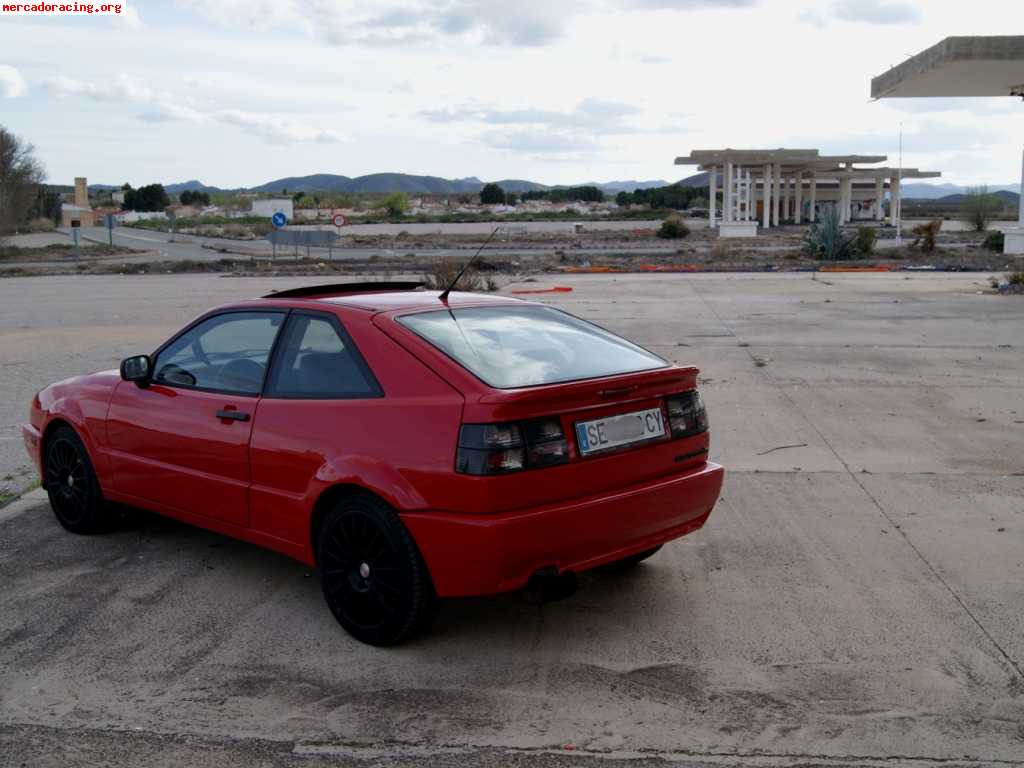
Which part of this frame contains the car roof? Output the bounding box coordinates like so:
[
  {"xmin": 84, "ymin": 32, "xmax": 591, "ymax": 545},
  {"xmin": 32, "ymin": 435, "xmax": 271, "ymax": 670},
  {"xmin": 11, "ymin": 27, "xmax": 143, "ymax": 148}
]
[
  {"xmin": 317, "ymin": 290, "xmax": 525, "ymax": 312},
  {"xmin": 240, "ymin": 284, "xmax": 527, "ymax": 313}
]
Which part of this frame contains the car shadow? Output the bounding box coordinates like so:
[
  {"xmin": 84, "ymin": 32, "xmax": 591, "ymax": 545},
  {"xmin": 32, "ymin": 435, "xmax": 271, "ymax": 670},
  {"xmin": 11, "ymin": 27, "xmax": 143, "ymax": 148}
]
[{"xmin": 103, "ymin": 503, "xmax": 670, "ymax": 646}]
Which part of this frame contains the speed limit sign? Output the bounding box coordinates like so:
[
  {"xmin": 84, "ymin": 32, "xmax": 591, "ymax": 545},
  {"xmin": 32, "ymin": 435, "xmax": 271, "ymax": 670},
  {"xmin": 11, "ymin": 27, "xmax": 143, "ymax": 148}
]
[{"xmin": 332, "ymin": 213, "xmax": 347, "ymax": 228}]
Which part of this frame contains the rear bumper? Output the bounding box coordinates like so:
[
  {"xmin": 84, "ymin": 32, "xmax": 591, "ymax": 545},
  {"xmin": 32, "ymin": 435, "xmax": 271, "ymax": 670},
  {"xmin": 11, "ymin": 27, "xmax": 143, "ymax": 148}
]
[
  {"xmin": 403, "ymin": 461, "xmax": 724, "ymax": 597},
  {"xmin": 22, "ymin": 424, "xmax": 42, "ymax": 478}
]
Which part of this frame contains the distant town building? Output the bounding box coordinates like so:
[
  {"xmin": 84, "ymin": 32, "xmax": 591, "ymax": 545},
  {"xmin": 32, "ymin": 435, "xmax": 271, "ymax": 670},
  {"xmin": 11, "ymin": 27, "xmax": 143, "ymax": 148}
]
[
  {"xmin": 250, "ymin": 198, "xmax": 294, "ymax": 219},
  {"xmin": 60, "ymin": 176, "xmax": 97, "ymax": 227}
]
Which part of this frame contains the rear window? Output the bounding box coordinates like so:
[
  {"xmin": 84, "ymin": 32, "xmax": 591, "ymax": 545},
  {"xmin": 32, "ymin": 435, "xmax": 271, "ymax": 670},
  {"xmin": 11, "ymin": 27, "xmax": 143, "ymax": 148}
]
[{"xmin": 398, "ymin": 305, "xmax": 667, "ymax": 389}]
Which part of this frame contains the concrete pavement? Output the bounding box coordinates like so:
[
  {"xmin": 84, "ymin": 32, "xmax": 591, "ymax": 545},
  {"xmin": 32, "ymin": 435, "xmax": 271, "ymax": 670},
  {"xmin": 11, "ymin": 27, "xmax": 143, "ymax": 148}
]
[{"xmin": 1, "ymin": 272, "xmax": 1022, "ymax": 765}]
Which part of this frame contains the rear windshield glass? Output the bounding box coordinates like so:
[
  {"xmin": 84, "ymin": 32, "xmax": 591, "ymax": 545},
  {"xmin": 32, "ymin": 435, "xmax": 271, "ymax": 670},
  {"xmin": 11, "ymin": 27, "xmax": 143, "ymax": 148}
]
[{"xmin": 398, "ymin": 305, "xmax": 667, "ymax": 389}]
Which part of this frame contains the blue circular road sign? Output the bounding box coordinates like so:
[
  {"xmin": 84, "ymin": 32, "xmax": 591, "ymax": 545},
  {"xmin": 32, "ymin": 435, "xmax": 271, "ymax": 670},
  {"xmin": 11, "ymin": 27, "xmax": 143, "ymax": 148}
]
[{"xmin": 271, "ymin": 211, "xmax": 288, "ymax": 228}]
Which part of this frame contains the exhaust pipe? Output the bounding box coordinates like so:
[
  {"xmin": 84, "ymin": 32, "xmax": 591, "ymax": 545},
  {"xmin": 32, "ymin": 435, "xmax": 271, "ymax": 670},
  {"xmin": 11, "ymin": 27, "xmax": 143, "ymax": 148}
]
[{"xmin": 523, "ymin": 566, "xmax": 578, "ymax": 605}]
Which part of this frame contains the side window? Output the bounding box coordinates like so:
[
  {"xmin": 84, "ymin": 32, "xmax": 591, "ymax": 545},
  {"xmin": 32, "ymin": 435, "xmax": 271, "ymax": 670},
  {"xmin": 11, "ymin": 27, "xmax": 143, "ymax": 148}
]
[
  {"xmin": 266, "ymin": 314, "xmax": 381, "ymax": 398},
  {"xmin": 153, "ymin": 312, "xmax": 284, "ymax": 394}
]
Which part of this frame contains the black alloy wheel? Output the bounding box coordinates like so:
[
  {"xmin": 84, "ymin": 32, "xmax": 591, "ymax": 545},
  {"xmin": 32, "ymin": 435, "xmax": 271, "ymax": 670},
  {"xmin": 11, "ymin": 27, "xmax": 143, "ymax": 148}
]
[
  {"xmin": 44, "ymin": 425, "xmax": 111, "ymax": 534},
  {"xmin": 317, "ymin": 493, "xmax": 435, "ymax": 646}
]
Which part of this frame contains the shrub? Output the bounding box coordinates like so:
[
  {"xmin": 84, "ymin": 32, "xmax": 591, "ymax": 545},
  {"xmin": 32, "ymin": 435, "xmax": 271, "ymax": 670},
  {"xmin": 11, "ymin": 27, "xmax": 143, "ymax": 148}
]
[
  {"xmin": 803, "ymin": 206, "xmax": 852, "ymax": 260},
  {"xmin": 656, "ymin": 215, "xmax": 689, "ymax": 239},
  {"xmin": 1009, "ymin": 271, "xmax": 1024, "ymax": 286},
  {"xmin": 983, "ymin": 230, "xmax": 1005, "ymax": 251},
  {"xmin": 27, "ymin": 217, "xmax": 55, "ymax": 233},
  {"xmin": 422, "ymin": 257, "xmax": 483, "ymax": 292},
  {"xmin": 854, "ymin": 226, "xmax": 876, "ymax": 256},
  {"xmin": 911, "ymin": 218, "xmax": 942, "ymax": 253},
  {"xmin": 962, "ymin": 185, "xmax": 1001, "ymax": 232}
]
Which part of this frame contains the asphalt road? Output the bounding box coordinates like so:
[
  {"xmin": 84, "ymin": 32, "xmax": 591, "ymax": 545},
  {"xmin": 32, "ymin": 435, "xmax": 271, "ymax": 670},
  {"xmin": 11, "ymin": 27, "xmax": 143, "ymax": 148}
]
[{"xmin": 1, "ymin": 272, "xmax": 1023, "ymax": 766}]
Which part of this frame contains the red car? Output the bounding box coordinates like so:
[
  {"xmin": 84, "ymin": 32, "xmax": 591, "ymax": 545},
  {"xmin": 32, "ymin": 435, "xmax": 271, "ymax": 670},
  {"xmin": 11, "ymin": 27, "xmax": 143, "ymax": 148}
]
[{"xmin": 23, "ymin": 283, "xmax": 723, "ymax": 645}]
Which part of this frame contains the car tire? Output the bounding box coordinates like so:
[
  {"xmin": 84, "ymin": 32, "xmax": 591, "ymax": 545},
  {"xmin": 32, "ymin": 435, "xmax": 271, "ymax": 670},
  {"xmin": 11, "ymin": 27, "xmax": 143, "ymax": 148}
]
[
  {"xmin": 44, "ymin": 425, "xmax": 113, "ymax": 535},
  {"xmin": 610, "ymin": 545, "xmax": 662, "ymax": 568},
  {"xmin": 317, "ymin": 493, "xmax": 436, "ymax": 646}
]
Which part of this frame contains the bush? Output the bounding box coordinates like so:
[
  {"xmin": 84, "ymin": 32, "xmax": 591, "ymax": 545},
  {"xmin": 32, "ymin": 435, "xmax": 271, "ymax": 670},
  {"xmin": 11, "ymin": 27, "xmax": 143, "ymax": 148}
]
[
  {"xmin": 911, "ymin": 218, "xmax": 942, "ymax": 253},
  {"xmin": 983, "ymin": 230, "xmax": 1005, "ymax": 251},
  {"xmin": 656, "ymin": 215, "xmax": 689, "ymax": 239},
  {"xmin": 962, "ymin": 185, "xmax": 1001, "ymax": 232},
  {"xmin": 422, "ymin": 257, "xmax": 483, "ymax": 292},
  {"xmin": 803, "ymin": 206, "xmax": 852, "ymax": 260},
  {"xmin": 27, "ymin": 217, "xmax": 55, "ymax": 233},
  {"xmin": 854, "ymin": 226, "xmax": 876, "ymax": 256},
  {"xmin": 1009, "ymin": 271, "xmax": 1024, "ymax": 286}
]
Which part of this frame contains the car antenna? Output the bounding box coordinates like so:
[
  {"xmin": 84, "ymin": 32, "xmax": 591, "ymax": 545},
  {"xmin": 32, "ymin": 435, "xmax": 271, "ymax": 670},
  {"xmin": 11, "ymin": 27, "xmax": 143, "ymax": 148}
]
[{"xmin": 439, "ymin": 225, "xmax": 501, "ymax": 304}]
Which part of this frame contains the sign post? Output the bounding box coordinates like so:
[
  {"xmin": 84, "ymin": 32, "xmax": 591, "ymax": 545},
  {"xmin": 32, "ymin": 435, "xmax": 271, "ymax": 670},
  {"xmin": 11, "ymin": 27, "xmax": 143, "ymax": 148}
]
[
  {"xmin": 105, "ymin": 213, "xmax": 115, "ymax": 247},
  {"xmin": 270, "ymin": 211, "xmax": 288, "ymax": 261},
  {"xmin": 331, "ymin": 213, "xmax": 348, "ymax": 261},
  {"xmin": 71, "ymin": 221, "xmax": 81, "ymax": 259}
]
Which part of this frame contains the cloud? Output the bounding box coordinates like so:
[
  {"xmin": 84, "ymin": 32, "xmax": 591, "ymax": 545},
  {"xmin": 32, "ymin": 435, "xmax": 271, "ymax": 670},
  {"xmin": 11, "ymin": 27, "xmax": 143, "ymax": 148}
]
[
  {"xmin": 43, "ymin": 73, "xmax": 347, "ymax": 144},
  {"xmin": 800, "ymin": 0, "xmax": 920, "ymax": 26},
  {"xmin": 786, "ymin": 120, "xmax": 1000, "ymax": 157},
  {"xmin": 629, "ymin": 0, "xmax": 756, "ymax": 7},
  {"xmin": 882, "ymin": 97, "xmax": 1019, "ymax": 115},
  {"xmin": 213, "ymin": 109, "xmax": 346, "ymax": 144},
  {"xmin": 421, "ymin": 97, "xmax": 648, "ymax": 134},
  {"xmin": 0, "ymin": 65, "xmax": 27, "ymax": 98},
  {"xmin": 482, "ymin": 129, "xmax": 602, "ymax": 155},
  {"xmin": 175, "ymin": 0, "xmax": 755, "ymax": 49}
]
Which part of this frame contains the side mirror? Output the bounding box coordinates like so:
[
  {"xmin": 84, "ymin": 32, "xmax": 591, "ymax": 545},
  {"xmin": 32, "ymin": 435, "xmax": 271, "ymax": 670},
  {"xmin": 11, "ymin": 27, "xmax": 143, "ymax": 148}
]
[{"xmin": 120, "ymin": 355, "xmax": 152, "ymax": 387}]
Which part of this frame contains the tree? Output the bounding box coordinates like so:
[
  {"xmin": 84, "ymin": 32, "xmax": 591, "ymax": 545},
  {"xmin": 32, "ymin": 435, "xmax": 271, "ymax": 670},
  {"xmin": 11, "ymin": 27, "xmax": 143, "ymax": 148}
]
[
  {"xmin": 179, "ymin": 189, "xmax": 210, "ymax": 206},
  {"xmin": 480, "ymin": 183, "xmax": 506, "ymax": 205},
  {"xmin": 0, "ymin": 125, "xmax": 46, "ymax": 235},
  {"xmin": 616, "ymin": 191, "xmax": 631, "ymax": 207},
  {"xmin": 962, "ymin": 185, "xmax": 1000, "ymax": 232},
  {"xmin": 382, "ymin": 191, "xmax": 408, "ymax": 216},
  {"xmin": 29, "ymin": 187, "xmax": 62, "ymax": 225},
  {"xmin": 123, "ymin": 183, "xmax": 170, "ymax": 212}
]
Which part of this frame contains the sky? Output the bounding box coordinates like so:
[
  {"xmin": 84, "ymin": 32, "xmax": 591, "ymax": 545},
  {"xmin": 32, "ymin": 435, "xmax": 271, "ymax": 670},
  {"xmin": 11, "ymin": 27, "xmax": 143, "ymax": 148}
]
[{"xmin": 1, "ymin": 0, "xmax": 1023, "ymax": 189}]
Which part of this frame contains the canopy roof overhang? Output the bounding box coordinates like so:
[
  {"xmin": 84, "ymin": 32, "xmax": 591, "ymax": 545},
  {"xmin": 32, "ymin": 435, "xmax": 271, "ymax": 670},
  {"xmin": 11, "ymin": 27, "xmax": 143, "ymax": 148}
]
[{"xmin": 871, "ymin": 36, "xmax": 1024, "ymax": 98}]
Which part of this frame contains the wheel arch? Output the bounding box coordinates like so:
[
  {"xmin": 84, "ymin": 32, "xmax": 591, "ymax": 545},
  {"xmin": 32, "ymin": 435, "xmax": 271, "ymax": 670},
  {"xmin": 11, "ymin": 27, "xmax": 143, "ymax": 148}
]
[
  {"xmin": 40, "ymin": 418, "xmax": 76, "ymax": 486},
  {"xmin": 309, "ymin": 483, "xmax": 384, "ymax": 562}
]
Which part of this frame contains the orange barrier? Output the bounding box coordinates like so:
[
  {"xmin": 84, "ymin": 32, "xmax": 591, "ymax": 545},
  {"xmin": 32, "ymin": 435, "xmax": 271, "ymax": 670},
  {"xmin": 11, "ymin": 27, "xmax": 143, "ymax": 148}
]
[
  {"xmin": 509, "ymin": 286, "xmax": 574, "ymax": 295},
  {"xmin": 818, "ymin": 265, "xmax": 893, "ymax": 272}
]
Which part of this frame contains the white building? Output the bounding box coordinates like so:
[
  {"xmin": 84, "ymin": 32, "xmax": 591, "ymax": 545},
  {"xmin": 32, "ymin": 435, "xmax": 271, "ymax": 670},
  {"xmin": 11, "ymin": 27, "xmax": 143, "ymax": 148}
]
[
  {"xmin": 675, "ymin": 149, "xmax": 940, "ymax": 238},
  {"xmin": 250, "ymin": 198, "xmax": 294, "ymax": 220}
]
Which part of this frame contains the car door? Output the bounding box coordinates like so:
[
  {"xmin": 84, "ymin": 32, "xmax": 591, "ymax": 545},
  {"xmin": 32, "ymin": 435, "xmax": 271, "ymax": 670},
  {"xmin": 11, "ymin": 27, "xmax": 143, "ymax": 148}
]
[{"xmin": 106, "ymin": 309, "xmax": 286, "ymax": 527}]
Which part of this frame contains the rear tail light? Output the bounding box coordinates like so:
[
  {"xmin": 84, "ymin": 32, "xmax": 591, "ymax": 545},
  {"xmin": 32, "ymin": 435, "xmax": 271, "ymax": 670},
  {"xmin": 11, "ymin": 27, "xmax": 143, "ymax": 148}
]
[
  {"xmin": 457, "ymin": 418, "xmax": 569, "ymax": 475},
  {"xmin": 665, "ymin": 391, "xmax": 708, "ymax": 439}
]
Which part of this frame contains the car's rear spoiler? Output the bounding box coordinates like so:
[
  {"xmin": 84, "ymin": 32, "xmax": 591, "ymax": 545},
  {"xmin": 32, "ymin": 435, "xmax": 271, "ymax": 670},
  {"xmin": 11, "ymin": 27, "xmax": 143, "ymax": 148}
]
[{"xmin": 262, "ymin": 282, "xmax": 424, "ymax": 299}]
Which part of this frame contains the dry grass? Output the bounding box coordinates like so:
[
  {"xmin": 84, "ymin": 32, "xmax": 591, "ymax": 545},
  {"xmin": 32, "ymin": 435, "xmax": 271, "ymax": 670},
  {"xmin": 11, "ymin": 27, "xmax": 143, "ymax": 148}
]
[{"xmin": 421, "ymin": 258, "xmax": 498, "ymax": 292}]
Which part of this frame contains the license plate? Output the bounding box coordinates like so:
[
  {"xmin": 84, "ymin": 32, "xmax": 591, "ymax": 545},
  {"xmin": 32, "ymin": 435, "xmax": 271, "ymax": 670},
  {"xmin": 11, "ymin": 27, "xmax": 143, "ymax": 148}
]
[{"xmin": 575, "ymin": 407, "xmax": 665, "ymax": 456}]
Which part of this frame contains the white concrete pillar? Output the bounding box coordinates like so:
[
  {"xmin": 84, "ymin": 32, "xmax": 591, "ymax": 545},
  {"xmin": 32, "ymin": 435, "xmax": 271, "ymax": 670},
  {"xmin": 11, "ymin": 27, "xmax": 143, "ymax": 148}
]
[
  {"xmin": 724, "ymin": 162, "xmax": 733, "ymax": 224},
  {"xmin": 874, "ymin": 177, "xmax": 884, "ymax": 221},
  {"xmin": 782, "ymin": 176, "xmax": 790, "ymax": 223},
  {"xmin": 841, "ymin": 176, "xmax": 852, "ymax": 224},
  {"xmin": 709, "ymin": 166, "xmax": 717, "ymax": 227},
  {"xmin": 773, "ymin": 163, "xmax": 782, "ymax": 227},
  {"xmin": 889, "ymin": 176, "xmax": 900, "ymax": 227},
  {"xmin": 790, "ymin": 171, "xmax": 798, "ymax": 222},
  {"xmin": 1018, "ymin": 146, "xmax": 1024, "ymax": 226},
  {"xmin": 749, "ymin": 171, "xmax": 757, "ymax": 222},
  {"xmin": 762, "ymin": 164, "xmax": 771, "ymax": 228},
  {"xmin": 809, "ymin": 173, "xmax": 817, "ymax": 223}
]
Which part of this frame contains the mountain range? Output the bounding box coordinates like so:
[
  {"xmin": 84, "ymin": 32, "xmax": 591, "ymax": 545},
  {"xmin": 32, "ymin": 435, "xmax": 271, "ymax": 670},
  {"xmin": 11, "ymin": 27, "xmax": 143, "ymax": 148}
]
[{"xmin": 85, "ymin": 173, "xmax": 1018, "ymax": 200}]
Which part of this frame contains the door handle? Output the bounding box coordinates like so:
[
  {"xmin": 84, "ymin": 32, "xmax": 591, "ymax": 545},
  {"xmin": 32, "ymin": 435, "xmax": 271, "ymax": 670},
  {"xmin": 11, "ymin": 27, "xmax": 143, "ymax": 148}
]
[{"xmin": 216, "ymin": 409, "xmax": 251, "ymax": 422}]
